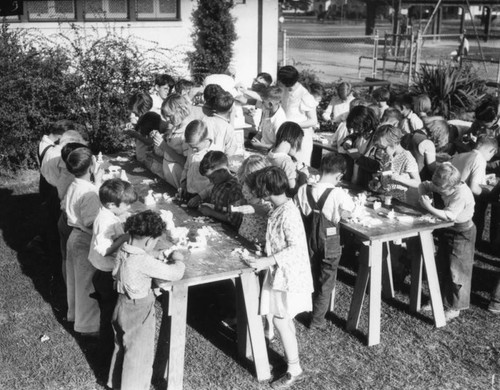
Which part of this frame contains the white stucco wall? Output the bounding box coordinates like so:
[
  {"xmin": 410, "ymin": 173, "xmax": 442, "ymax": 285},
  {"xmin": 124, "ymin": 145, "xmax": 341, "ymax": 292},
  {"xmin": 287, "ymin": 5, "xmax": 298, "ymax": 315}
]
[{"xmin": 9, "ymin": 0, "xmax": 279, "ymax": 87}]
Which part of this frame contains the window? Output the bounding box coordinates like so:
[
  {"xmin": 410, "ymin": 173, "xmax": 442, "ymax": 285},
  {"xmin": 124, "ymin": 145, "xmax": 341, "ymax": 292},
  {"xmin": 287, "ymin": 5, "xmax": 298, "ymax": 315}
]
[
  {"xmin": 27, "ymin": 0, "xmax": 76, "ymax": 20},
  {"xmin": 137, "ymin": 0, "xmax": 177, "ymax": 19},
  {"xmin": 84, "ymin": 0, "xmax": 128, "ymax": 20}
]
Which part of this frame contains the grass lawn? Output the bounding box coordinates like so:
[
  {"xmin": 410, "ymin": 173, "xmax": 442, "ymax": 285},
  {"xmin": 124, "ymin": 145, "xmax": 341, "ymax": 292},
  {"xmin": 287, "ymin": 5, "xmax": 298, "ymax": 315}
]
[{"xmin": 0, "ymin": 170, "xmax": 499, "ymax": 390}]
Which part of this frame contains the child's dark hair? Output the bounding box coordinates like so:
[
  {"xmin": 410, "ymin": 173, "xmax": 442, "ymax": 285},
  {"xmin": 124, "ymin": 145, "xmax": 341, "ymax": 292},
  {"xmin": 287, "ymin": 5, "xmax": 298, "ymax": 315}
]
[
  {"xmin": 393, "ymin": 94, "xmax": 414, "ymax": 110},
  {"xmin": 337, "ymin": 82, "xmax": 352, "ymax": 101},
  {"xmin": 185, "ymin": 120, "xmax": 209, "ymax": 144},
  {"xmin": 155, "ymin": 73, "xmax": 175, "ymax": 92},
  {"xmin": 320, "ymin": 152, "xmax": 347, "ymax": 175},
  {"xmin": 203, "ymin": 84, "xmax": 224, "ymax": 109},
  {"xmin": 346, "ymin": 106, "xmax": 379, "ymax": 136},
  {"xmin": 48, "ymin": 119, "xmax": 77, "ymax": 136},
  {"xmin": 251, "ymin": 166, "xmax": 289, "ymax": 198},
  {"xmin": 128, "ymin": 91, "xmax": 153, "ymax": 117},
  {"xmin": 274, "ymin": 121, "xmax": 304, "ymax": 151},
  {"xmin": 380, "ymin": 107, "xmax": 404, "ymax": 127},
  {"xmin": 65, "ymin": 147, "xmax": 93, "ymax": 177},
  {"xmin": 136, "ymin": 112, "xmax": 163, "ymax": 136},
  {"xmin": 373, "ymin": 88, "xmax": 390, "ymax": 103},
  {"xmin": 213, "ymin": 91, "xmax": 234, "ymax": 113},
  {"xmin": 256, "ymin": 72, "xmax": 273, "ymax": 86},
  {"xmin": 61, "ymin": 142, "xmax": 88, "ymax": 164},
  {"xmin": 309, "ymin": 82, "xmax": 324, "ymax": 99},
  {"xmin": 199, "ymin": 150, "xmax": 228, "ymax": 176},
  {"xmin": 277, "ymin": 66, "xmax": 299, "ymax": 88},
  {"xmin": 475, "ymin": 96, "xmax": 499, "ymax": 122},
  {"xmin": 99, "ymin": 178, "xmax": 138, "ymax": 207},
  {"xmin": 175, "ymin": 79, "xmax": 194, "ymax": 95},
  {"xmin": 124, "ymin": 210, "xmax": 165, "ymax": 239}
]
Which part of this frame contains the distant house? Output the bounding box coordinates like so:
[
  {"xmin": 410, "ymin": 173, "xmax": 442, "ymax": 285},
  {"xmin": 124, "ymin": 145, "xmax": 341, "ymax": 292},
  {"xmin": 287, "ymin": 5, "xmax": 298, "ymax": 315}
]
[{"xmin": 5, "ymin": 0, "xmax": 279, "ymax": 85}]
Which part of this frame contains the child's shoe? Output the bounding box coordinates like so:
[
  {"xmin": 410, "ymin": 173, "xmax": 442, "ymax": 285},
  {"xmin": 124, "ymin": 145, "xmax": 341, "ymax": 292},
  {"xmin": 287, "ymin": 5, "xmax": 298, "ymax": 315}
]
[
  {"xmin": 270, "ymin": 371, "xmax": 307, "ymax": 389},
  {"xmin": 488, "ymin": 302, "xmax": 500, "ymax": 314},
  {"xmin": 444, "ymin": 309, "xmax": 460, "ymax": 321}
]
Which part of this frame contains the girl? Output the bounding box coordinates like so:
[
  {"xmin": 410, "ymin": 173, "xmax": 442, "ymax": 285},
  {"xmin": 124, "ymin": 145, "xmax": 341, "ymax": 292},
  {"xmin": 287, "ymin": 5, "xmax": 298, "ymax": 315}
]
[
  {"xmin": 322, "ymin": 81, "xmax": 355, "ymax": 124},
  {"xmin": 267, "ymin": 121, "xmax": 308, "ymax": 197},
  {"xmin": 413, "ymin": 94, "xmax": 432, "ymax": 122},
  {"xmin": 419, "ymin": 163, "xmax": 476, "ymax": 321},
  {"xmin": 247, "ymin": 166, "xmax": 313, "ymax": 388}
]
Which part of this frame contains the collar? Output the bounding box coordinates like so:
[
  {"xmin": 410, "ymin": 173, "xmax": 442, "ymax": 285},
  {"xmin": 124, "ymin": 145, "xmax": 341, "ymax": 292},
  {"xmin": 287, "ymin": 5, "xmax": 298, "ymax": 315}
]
[{"xmin": 120, "ymin": 243, "xmax": 147, "ymax": 255}]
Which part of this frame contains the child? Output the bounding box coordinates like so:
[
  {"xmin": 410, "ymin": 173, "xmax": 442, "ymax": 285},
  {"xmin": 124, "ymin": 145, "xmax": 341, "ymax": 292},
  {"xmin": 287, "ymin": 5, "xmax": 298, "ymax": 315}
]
[
  {"xmin": 203, "ymin": 90, "xmax": 238, "ymax": 156},
  {"xmin": 63, "ymin": 146, "xmax": 102, "ymax": 335},
  {"xmin": 309, "ymin": 82, "xmax": 325, "ymax": 106},
  {"xmin": 150, "ymin": 73, "xmax": 175, "ymax": 114},
  {"xmin": 246, "ymin": 166, "xmax": 313, "ymax": 388},
  {"xmin": 413, "ymin": 94, "xmax": 432, "ymax": 121},
  {"xmin": 127, "ymin": 111, "xmax": 165, "ymax": 165},
  {"xmin": 251, "ymin": 86, "xmax": 287, "ymax": 151},
  {"xmin": 418, "ymin": 163, "xmax": 475, "ymax": 321},
  {"xmin": 277, "ymin": 65, "xmax": 318, "ymax": 166},
  {"xmin": 88, "ymin": 178, "xmax": 137, "ymax": 360},
  {"xmin": 322, "ymin": 82, "xmax": 355, "ymax": 124},
  {"xmin": 175, "ymin": 79, "xmax": 195, "ymax": 103},
  {"xmin": 393, "ymin": 94, "xmax": 424, "ymax": 134},
  {"xmin": 107, "ymin": 210, "xmax": 185, "ymax": 390},
  {"xmin": 267, "ymin": 121, "xmax": 307, "ymax": 197},
  {"xmin": 126, "ymin": 91, "xmax": 153, "ymax": 129},
  {"xmin": 372, "ymin": 88, "xmax": 390, "ymax": 119},
  {"xmin": 180, "ymin": 120, "xmax": 214, "ymax": 207},
  {"xmin": 295, "ymin": 153, "xmax": 354, "ymax": 329},
  {"xmin": 199, "ymin": 150, "xmax": 244, "ymax": 229}
]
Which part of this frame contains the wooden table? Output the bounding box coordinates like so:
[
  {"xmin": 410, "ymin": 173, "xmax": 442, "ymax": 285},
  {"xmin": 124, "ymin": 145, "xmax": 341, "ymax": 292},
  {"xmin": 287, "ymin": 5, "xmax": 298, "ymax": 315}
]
[
  {"xmin": 311, "ymin": 132, "xmax": 336, "ymax": 169},
  {"xmin": 108, "ymin": 154, "xmax": 271, "ymax": 390},
  {"xmin": 339, "ymin": 191, "xmax": 454, "ymax": 346}
]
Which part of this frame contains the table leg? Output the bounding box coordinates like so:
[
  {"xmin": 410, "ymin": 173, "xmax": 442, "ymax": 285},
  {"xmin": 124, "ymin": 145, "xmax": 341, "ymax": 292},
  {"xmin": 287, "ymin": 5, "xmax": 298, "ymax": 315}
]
[
  {"xmin": 419, "ymin": 231, "xmax": 446, "ymax": 327},
  {"xmin": 367, "ymin": 241, "xmax": 383, "ymax": 346},
  {"xmin": 239, "ymin": 272, "xmax": 271, "ymax": 381},
  {"xmin": 235, "ymin": 277, "xmax": 252, "ymax": 360},
  {"xmin": 165, "ymin": 284, "xmax": 189, "ymax": 390},
  {"xmin": 346, "ymin": 248, "xmax": 371, "ymax": 332},
  {"xmin": 409, "ymin": 252, "xmax": 423, "ymax": 313},
  {"xmin": 382, "ymin": 242, "xmax": 395, "ymax": 299}
]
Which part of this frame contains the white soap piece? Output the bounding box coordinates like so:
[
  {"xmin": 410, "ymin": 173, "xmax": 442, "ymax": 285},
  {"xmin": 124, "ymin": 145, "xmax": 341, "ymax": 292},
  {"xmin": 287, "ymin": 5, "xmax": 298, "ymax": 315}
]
[
  {"xmin": 120, "ymin": 170, "xmax": 129, "ymax": 182},
  {"xmin": 97, "ymin": 152, "xmax": 103, "ymax": 163},
  {"xmin": 141, "ymin": 179, "xmax": 155, "ymax": 185},
  {"xmin": 387, "ymin": 210, "xmax": 395, "ymax": 220},
  {"xmin": 133, "ymin": 167, "xmax": 146, "ymax": 173},
  {"xmin": 396, "ymin": 215, "xmax": 414, "ymax": 223},
  {"xmin": 144, "ymin": 189, "xmax": 156, "ymax": 206},
  {"xmin": 114, "ymin": 156, "xmax": 129, "ymax": 162},
  {"xmin": 373, "ymin": 201, "xmax": 381, "ymax": 210}
]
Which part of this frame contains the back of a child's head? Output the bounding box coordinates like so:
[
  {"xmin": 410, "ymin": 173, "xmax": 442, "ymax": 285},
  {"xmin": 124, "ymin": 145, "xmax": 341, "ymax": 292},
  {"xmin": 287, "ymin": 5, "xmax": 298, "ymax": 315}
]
[
  {"xmin": 61, "ymin": 142, "xmax": 88, "ymax": 164},
  {"xmin": 346, "ymin": 106, "xmax": 379, "ymax": 135},
  {"xmin": 373, "ymin": 88, "xmax": 390, "ymax": 103},
  {"xmin": 320, "ymin": 152, "xmax": 347, "ymax": 176},
  {"xmin": 380, "ymin": 107, "xmax": 404, "ymax": 127},
  {"xmin": 128, "ymin": 91, "xmax": 153, "ymax": 117},
  {"xmin": 349, "ymin": 98, "xmax": 366, "ymax": 110},
  {"xmin": 185, "ymin": 120, "xmax": 209, "ymax": 144},
  {"xmin": 213, "ymin": 91, "xmax": 234, "ymax": 113},
  {"xmin": 161, "ymin": 93, "xmax": 191, "ymax": 125},
  {"xmin": 251, "ymin": 166, "xmax": 289, "ymax": 198},
  {"xmin": 48, "ymin": 119, "xmax": 77, "ymax": 136},
  {"xmin": 275, "ymin": 121, "xmax": 304, "ymax": 151},
  {"xmin": 374, "ymin": 124, "xmax": 403, "ymax": 147},
  {"xmin": 475, "ymin": 96, "xmax": 499, "ymax": 122},
  {"xmin": 337, "ymin": 82, "xmax": 352, "ymax": 101},
  {"xmin": 99, "ymin": 178, "xmax": 138, "ymax": 207},
  {"xmin": 476, "ymin": 134, "xmax": 498, "ymax": 150},
  {"xmin": 199, "ymin": 150, "xmax": 228, "ymax": 176},
  {"xmin": 125, "ymin": 210, "xmax": 165, "ymax": 239},
  {"xmin": 261, "ymin": 86, "xmax": 283, "ymax": 102},
  {"xmin": 414, "ymin": 94, "xmax": 432, "ymax": 115},
  {"xmin": 136, "ymin": 112, "xmax": 163, "ymax": 136},
  {"xmin": 277, "ymin": 66, "xmax": 299, "ymax": 88},
  {"xmin": 432, "ymin": 162, "xmax": 461, "ymax": 190},
  {"xmin": 237, "ymin": 155, "xmax": 270, "ymax": 183},
  {"xmin": 59, "ymin": 130, "xmax": 87, "ymax": 148},
  {"xmin": 66, "ymin": 146, "xmax": 93, "ymax": 177},
  {"xmin": 256, "ymin": 72, "xmax": 273, "ymax": 86},
  {"xmin": 203, "ymin": 84, "xmax": 224, "ymax": 109},
  {"xmin": 155, "ymin": 73, "xmax": 175, "ymax": 90},
  {"xmin": 424, "ymin": 117, "xmax": 449, "ymax": 150},
  {"xmin": 175, "ymin": 79, "xmax": 194, "ymax": 95},
  {"xmin": 309, "ymin": 82, "xmax": 324, "ymax": 100}
]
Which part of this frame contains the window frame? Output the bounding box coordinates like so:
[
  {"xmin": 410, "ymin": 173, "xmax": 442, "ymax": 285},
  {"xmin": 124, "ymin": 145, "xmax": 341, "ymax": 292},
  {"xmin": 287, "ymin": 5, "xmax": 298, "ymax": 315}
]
[{"xmin": 26, "ymin": 0, "xmax": 77, "ymax": 22}]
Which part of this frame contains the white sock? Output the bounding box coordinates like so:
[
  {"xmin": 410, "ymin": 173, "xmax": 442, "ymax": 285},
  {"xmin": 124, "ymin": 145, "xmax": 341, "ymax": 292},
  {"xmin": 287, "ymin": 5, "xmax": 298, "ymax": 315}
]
[{"xmin": 287, "ymin": 358, "xmax": 302, "ymax": 377}]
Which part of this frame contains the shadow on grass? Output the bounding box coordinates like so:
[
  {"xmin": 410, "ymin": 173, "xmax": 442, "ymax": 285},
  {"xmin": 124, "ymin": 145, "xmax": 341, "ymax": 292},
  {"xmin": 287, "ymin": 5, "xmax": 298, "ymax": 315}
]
[{"xmin": 0, "ymin": 188, "xmax": 111, "ymax": 387}]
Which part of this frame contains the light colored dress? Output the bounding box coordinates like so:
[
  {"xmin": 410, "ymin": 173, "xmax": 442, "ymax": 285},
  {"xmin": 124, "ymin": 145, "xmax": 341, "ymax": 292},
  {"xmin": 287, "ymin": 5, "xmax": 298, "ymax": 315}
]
[
  {"xmin": 386, "ymin": 149, "xmax": 419, "ymax": 202},
  {"xmin": 260, "ymin": 200, "xmax": 313, "ymax": 319}
]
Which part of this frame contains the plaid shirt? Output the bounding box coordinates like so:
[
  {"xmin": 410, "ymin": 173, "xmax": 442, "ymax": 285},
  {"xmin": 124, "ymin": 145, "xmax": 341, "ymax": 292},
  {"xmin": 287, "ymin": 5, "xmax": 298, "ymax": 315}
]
[{"xmin": 209, "ymin": 172, "xmax": 244, "ymax": 229}]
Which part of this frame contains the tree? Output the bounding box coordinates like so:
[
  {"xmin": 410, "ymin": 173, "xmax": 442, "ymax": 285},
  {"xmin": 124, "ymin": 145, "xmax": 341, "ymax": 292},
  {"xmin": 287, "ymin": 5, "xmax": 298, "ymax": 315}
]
[
  {"xmin": 282, "ymin": 0, "xmax": 312, "ymax": 13},
  {"xmin": 189, "ymin": 0, "xmax": 237, "ymax": 84}
]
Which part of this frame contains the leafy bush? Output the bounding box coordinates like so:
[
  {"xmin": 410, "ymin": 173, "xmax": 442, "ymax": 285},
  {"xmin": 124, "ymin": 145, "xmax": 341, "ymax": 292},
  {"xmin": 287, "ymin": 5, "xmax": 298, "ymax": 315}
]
[
  {"xmin": 189, "ymin": 0, "xmax": 237, "ymax": 84},
  {"xmin": 411, "ymin": 61, "xmax": 486, "ymax": 119}
]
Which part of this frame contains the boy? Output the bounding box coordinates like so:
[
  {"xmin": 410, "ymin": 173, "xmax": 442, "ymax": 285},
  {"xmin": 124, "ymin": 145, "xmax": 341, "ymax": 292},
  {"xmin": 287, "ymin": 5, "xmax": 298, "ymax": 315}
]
[
  {"xmin": 393, "ymin": 94, "xmax": 423, "ymax": 134},
  {"xmin": 88, "ymin": 178, "xmax": 137, "ymax": 360},
  {"xmin": 203, "ymin": 90, "xmax": 238, "ymax": 156},
  {"xmin": 295, "ymin": 152, "xmax": 355, "ymax": 329},
  {"xmin": 107, "ymin": 210, "xmax": 185, "ymax": 390},
  {"xmin": 63, "ymin": 146, "xmax": 102, "ymax": 335},
  {"xmin": 419, "ymin": 163, "xmax": 475, "ymax": 321},
  {"xmin": 451, "ymin": 135, "xmax": 498, "ymax": 245},
  {"xmin": 151, "ymin": 73, "xmax": 175, "ymax": 114},
  {"xmin": 373, "ymin": 88, "xmax": 390, "ymax": 118},
  {"xmin": 199, "ymin": 150, "xmax": 244, "ymax": 229},
  {"xmin": 251, "ymin": 86, "xmax": 286, "ymax": 151}
]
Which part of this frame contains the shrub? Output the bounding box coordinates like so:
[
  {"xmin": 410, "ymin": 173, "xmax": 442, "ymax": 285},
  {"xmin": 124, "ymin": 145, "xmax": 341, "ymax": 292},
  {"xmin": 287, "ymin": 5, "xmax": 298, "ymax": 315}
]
[
  {"xmin": 411, "ymin": 61, "xmax": 486, "ymax": 119},
  {"xmin": 189, "ymin": 0, "xmax": 237, "ymax": 84}
]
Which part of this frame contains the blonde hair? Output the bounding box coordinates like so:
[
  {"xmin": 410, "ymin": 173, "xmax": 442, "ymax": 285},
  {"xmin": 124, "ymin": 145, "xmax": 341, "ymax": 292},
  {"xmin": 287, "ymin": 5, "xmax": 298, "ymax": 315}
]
[
  {"xmin": 374, "ymin": 124, "xmax": 403, "ymax": 147},
  {"xmin": 237, "ymin": 155, "xmax": 270, "ymax": 183},
  {"xmin": 432, "ymin": 162, "xmax": 461, "ymax": 190},
  {"xmin": 337, "ymin": 82, "xmax": 352, "ymax": 101},
  {"xmin": 161, "ymin": 94, "xmax": 191, "ymax": 127},
  {"xmin": 414, "ymin": 94, "xmax": 432, "ymax": 116}
]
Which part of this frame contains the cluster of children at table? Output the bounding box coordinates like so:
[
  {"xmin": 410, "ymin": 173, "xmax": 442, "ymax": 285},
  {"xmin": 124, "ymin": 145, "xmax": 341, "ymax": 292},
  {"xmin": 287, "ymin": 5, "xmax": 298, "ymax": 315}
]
[{"xmin": 36, "ymin": 65, "xmax": 500, "ymax": 389}]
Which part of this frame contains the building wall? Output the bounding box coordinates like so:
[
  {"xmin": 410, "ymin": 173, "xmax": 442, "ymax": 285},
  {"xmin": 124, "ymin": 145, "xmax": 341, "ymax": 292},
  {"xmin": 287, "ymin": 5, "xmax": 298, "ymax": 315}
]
[{"xmin": 8, "ymin": 0, "xmax": 278, "ymax": 86}]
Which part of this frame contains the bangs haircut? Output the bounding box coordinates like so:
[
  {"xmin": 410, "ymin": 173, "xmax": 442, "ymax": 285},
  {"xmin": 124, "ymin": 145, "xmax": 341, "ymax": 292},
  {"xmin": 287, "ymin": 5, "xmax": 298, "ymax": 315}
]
[
  {"xmin": 155, "ymin": 73, "xmax": 175, "ymax": 89},
  {"xmin": 346, "ymin": 106, "xmax": 379, "ymax": 135},
  {"xmin": 128, "ymin": 91, "xmax": 153, "ymax": 117},
  {"xmin": 380, "ymin": 107, "xmax": 404, "ymax": 126},
  {"xmin": 277, "ymin": 66, "xmax": 299, "ymax": 88},
  {"xmin": 125, "ymin": 210, "xmax": 165, "ymax": 239},
  {"xmin": 414, "ymin": 94, "xmax": 432, "ymax": 115},
  {"xmin": 252, "ymin": 166, "xmax": 289, "ymax": 198},
  {"xmin": 373, "ymin": 88, "xmax": 390, "ymax": 103},
  {"xmin": 99, "ymin": 178, "xmax": 138, "ymax": 206},
  {"xmin": 184, "ymin": 120, "xmax": 208, "ymax": 144},
  {"xmin": 275, "ymin": 121, "xmax": 304, "ymax": 150},
  {"xmin": 261, "ymin": 86, "xmax": 283, "ymax": 102},
  {"xmin": 320, "ymin": 152, "xmax": 347, "ymax": 175},
  {"xmin": 237, "ymin": 155, "xmax": 270, "ymax": 183},
  {"xmin": 199, "ymin": 150, "xmax": 228, "ymax": 176},
  {"xmin": 66, "ymin": 147, "xmax": 93, "ymax": 177},
  {"xmin": 432, "ymin": 162, "xmax": 461, "ymax": 190}
]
